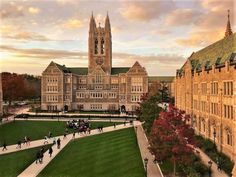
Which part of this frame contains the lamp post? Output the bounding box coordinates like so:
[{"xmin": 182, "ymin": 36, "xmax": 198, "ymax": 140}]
[
  {"xmin": 144, "ymin": 157, "xmax": 148, "ymax": 177},
  {"xmin": 208, "ymin": 160, "xmax": 213, "ymax": 177},
  {"xmin": 213, "ymin": 128, "xmax": 216, "ymax": 147}
]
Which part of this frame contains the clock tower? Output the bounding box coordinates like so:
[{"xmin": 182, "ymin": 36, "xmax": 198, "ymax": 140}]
[{"xmin": 88, "ymin": 13, "xmax": 112, "ymax": 74}]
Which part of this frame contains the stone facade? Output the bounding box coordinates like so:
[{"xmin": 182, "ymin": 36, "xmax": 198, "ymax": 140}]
[
  {"xmin": 148, "ymin": 76, "xmax": 174, "ymax": 97},
  {"xmin": 0, "ymin": 73, "xmax": 3, "ymax": 116},
  {"xmin": 174, "ymin": 31, "xmax": 236, "ymax": 161},
  {"xmin": 41, "ymin": 14, "xmax": 150, "ymax": 112}
]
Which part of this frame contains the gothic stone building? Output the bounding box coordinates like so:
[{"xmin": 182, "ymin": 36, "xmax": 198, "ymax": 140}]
[
  {"xmin": 41, "ymin": 14, "xmax": 149, "ymax": 112},
  {"xmin": 175, "ymin": 12, "xmax": 236, "ymax": 161}
]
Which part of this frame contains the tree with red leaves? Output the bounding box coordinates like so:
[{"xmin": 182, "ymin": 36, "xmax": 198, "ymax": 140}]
[
  {"xmin": 149, "ymin": 105, "xmax": 196, "ymax": 176},
  {"xmin": 2, "ymin": 73, "xmax": 25, "ymax": 105},
  {"xmin": 2, "ymin": 72, "xmax": 40, "ymax": 105}
]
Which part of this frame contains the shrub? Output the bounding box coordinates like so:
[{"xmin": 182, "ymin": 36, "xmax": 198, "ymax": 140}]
[{"xmin": 195, "ymin": 135, "xmax": 234, "ymax": 176}]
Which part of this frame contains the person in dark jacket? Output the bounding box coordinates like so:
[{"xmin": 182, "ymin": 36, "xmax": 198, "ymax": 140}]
[
  {"xmin": 2, "ymin": 141, "xmax": 7, "ymax": 151},
  {"xmin": 57, "ymin": 138, "xmax": 61, "ymax": 149},
  {"xmin": 36, "ymin": 150, "xmax": 40, "ymax": 164},
  {"xmin": 49, "ymin": 147, "xmax": 53, "ymax": 157}
]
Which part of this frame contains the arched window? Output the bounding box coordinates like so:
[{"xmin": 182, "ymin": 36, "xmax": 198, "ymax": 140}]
[
  {"xmin": 95, "ymin": 73, "xmax": 102, "ymax": 84},
  {"xmin": 225, "ymin": 128, "xmax": 232, "ymax": 146},
  {"xmin": 95, "ymin": 38, "xmax": 98, "ymax": 54},
  {"xmin": 202, "ymin": 119, "xmax": 205, "ymax": 132},
  {"xmin": 101, "ymin": 38, "xmax": 104, "ymax": 54}
]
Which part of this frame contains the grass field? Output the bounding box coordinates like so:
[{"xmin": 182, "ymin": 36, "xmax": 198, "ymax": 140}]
[
  {"xmin": 39, "ymin": 128, "xmax": 145, "ymax": 177},
  {"xmin": 0, "ymin": 121, "xmax": 120, "ymax": 146},
  {"xmin": 0, "ymin": 145, "xmax": 51, "ymax": 177}
]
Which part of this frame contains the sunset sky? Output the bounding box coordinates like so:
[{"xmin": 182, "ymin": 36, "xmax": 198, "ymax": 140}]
[{"xmin": 0, "ymin": 0, "xmax": 235, "ymax": 76}]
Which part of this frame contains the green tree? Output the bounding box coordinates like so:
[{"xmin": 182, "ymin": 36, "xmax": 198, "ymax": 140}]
[{"xmin": 137, "ymin": 93, "xmax": 162, "ymax": 134}]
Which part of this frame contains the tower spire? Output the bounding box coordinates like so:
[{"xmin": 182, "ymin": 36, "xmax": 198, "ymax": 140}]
[
  {"xmin": 89, "ymin": 11, "xmax": 96, "ymax": 33},
  {"xmin": 105, "ymin": 11, "xmax": 111, "ymax": 32},
  {"xmin": 225, "ymin": 9, "xmax": 233, "ymax": 37}
]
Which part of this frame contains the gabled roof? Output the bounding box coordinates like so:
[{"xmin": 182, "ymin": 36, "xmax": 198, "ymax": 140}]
[{"xmin": 148, "ymin": 76, "xmax": 174, "ymax": 83}]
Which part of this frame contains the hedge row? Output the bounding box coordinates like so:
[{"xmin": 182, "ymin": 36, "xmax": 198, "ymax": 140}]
[{"xmin": 195, "ymin": 135, "xmax": 234, "ymax": 176}]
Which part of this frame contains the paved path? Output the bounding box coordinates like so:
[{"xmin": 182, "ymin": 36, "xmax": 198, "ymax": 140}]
[
  {"xmin": 18, "ymin": 123, "xmax": 134, "ymax": 177},
  {"xmin": 26, "ymin": 110, "xmax": 136, "ymax": 118},
  {"xmin": 15, "ymin": 118, "xmax": 127, "ymax": 122},
  {"xmin": 194, "ymin": 147, "xmax": 228, "ymax": 177},
  {"xmin": 135, "ymin": 124, "xmax": 164, "ymax": 177}
]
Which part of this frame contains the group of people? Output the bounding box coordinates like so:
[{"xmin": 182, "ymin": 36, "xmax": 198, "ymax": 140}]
[
  {"xmin": 16, "ymin": 136, "xmax": 31, "ymax": 149},
  {"xmin": 35, "ymin": 146, "xmax": 54, "ymax": 164}
]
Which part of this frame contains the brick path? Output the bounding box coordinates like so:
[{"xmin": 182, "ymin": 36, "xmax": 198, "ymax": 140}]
[{"xmin": 135, "ymin": 124, "xmax": 164, "ymax": 177}]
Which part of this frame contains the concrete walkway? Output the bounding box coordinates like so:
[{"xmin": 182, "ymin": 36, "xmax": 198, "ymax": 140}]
[
  {"xmin": 136, "ymin": 124, "xmax": 164, "ymax": 177},
  {"xmin": 15, "ymin": 118, "xmax": 127, "ymax": 122},
  {"xmin": 18, "ymin": 123, "xmax": 134, "ymax": 177},
  {"xmin": 194, "ymin": 147, "xmax": 228, "ymax": 177}
]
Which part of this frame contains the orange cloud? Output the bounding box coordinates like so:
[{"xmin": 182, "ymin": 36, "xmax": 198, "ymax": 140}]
[
  {"xmin": 28, "ymin": 7, "xmax": 40, "ymax": 14},
  {"xmin": 201, "ymin": 0, "xmax": 234, "ymax": 12},
  {"xmin": 0, "ymin": 25, "xmax": 50, "ymax": 41},
  {"xmin": 176, "ymin": 29, "xmax": 224, "ymax": 47},
  {"xmin": 120, "ymin": 1, "xmax": 175, "ymax": 22},
  {"xmin": 0, "ymin": 2, "xmax": 24, "ymax": 19},
  {"xmin": 62, "ymin": 18, "xmax": 84, "ymax": 29},
  {"xmin": 165, "ymin": 9, "xmax": 201, "ymax": 26},
  {"xmin": 175, "ymin": 0, "xmax": 234, "ymax": 47}
]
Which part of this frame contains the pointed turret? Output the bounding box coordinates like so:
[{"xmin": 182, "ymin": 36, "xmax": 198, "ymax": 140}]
[
  {"xmin": 225, "ymin": 10, "xmax": 233, "ymax": 37},
  {"xmin": 105, "ymin": 12, "xmax": 111, "ymax": 32},
  {"xmin": 89, "ymin": 12, "xmax": 96, "ymax": 33}
]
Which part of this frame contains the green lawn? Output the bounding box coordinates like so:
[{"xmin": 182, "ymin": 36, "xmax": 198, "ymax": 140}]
[
  {"xmin": 38, "ymin": 128, "xmax": 145, "ymax": 177},
  {"xmin": 0, "ymin": 121, "xmax": 120, "ymax": 146},
  {"xmin": 0, "ymin": 145, "xmax": 51, "ymax": 177}
]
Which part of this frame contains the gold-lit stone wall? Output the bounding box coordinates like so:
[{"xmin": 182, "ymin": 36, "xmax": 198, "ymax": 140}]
[{"xmin": 175, "ymin": 33, "xmax": 236, "ymax": 161}]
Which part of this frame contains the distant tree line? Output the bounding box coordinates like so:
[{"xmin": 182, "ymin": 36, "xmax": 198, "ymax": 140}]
[{"xmin": 2, "ymin": 72, "xmax": 41, "ymax": 105}]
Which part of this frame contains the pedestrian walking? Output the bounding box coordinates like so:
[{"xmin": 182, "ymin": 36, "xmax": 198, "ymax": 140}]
[
  {"xmin": 48, "ymin": 131, "xmax": 52, "ymax": 138},
  {"xmin": 63, "ymin": 133, "xmax": 67, "ymax": 139},
  {"xmin": 39, "ymin": 148, "xmax": 44, "ymax": 164},
  {"xmin": 23, "ymin": 136, "xmax": 27, "ymax": 145},
  {"xmin": 57, "ymin": 138, "xmax": 61, "ymax": 149},
  {"xmin": 124, "ymin": 121, "xmax": 126, "ymax": 126},
  {"xmin": 101, "ymin": 125, "xmax": 103, "ymax": 132},
  {"xmin": 49, "ymin": 147, "xmax": 53, "ymax": 157},
  {"xmin": 2, "ymin": 141, "xmax": 7, "ymax": 151},
  {"xmin": 72, "ymin": 131, "xmax": 76, "ymax": 139},
  {"xmin": 44, "ymin": 136, "xmax": 49, "ymax": 144},
  {"xmin": 36, "ymin": 150, "xmax": 40, "ymax": 164},
  {"xmin": 16, "ymin": 140, "xmax": 21, "ymax": 149},
  {"xmin": 113, "ymin": 123, "xmax": 116, "ymax": 128},
  {"xmin": 65, "ymin": 128, "xmax": 69, "ymax": 134},
  {"xmin": 87, "ymin": 128, "xmax": 91, "ymax": 134},
  {"xmin": 27, "ymin": 137, "xmax": 31, "ymax": 146},
  {"xmin": 52, "ymin": 137, "xmax": 56, "ymax": 145}
]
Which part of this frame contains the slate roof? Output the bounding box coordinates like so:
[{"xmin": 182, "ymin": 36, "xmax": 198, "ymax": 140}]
[
  {"xmin": 180, "ymin": 33, "xmax": 236, "ymax": 73},
  {"xmin": 111, "ymin": 67, "xmax": 130, "ymax": 75},
  {"xmin": 55, "ymin": 64, "xmax": 130, "ymax": 75}
]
